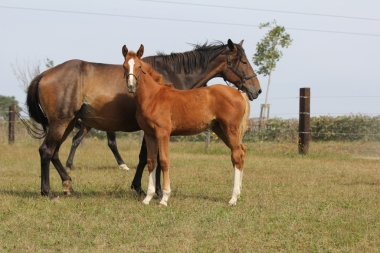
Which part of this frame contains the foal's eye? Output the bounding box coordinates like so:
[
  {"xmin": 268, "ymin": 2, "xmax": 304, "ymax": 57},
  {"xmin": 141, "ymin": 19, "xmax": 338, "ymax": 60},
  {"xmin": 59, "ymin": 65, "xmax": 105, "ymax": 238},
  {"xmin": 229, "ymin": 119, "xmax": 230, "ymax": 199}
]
[{"xmin": 241, "ymin": 61, "xmax": 248, "ymax": 65}]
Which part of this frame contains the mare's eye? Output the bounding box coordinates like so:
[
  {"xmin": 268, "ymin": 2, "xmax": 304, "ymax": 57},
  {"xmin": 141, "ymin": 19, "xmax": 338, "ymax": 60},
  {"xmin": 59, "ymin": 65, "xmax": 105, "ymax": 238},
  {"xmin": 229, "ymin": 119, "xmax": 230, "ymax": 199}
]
[{"xmin": 241, "ymin": 61, "xmax": 248, "ymax": 65}]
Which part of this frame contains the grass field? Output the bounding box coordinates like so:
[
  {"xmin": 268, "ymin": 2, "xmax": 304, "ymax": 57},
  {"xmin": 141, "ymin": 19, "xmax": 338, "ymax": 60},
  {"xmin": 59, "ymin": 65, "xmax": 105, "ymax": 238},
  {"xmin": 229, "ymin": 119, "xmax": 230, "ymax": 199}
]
[{"xmin": 0, "ymin": 136, "xmax": 379, "ymax": 252}]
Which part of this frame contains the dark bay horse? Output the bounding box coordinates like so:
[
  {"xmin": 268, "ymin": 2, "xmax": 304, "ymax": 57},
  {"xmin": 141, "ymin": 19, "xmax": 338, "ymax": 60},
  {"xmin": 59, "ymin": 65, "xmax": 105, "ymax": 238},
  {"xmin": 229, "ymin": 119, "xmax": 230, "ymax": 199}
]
[
  {"xmin": 123, "ymin": 44, "xmax": 255, "ymax": 205},
  {"xmin": 26, "ymin": 39, "xmax": 261, "ymax": 197}
]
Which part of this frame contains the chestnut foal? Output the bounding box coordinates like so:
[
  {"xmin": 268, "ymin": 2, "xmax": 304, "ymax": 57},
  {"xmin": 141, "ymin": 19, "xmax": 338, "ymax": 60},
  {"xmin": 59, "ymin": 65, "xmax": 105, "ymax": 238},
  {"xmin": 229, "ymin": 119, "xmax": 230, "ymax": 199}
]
[{"xmin": 122, "ymin": 44, "xmax": 254, "ymax": 206}]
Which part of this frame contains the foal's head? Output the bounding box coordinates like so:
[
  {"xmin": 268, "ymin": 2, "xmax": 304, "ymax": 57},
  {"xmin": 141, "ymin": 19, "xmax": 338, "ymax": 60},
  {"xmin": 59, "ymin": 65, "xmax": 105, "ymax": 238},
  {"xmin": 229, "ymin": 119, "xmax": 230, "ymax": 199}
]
[
  {"xmin": 122, "ymin": 44, "xmax": 145, "ymax": 93},
  {"xmin": 122, "ymin": 44, "xmax": 165, "ymax": 93}
]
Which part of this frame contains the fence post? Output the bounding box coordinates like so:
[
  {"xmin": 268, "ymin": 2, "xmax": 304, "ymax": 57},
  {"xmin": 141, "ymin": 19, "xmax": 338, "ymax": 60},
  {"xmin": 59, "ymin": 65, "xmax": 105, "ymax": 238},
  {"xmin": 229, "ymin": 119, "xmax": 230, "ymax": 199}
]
[
  {"xmin": 205, "ymin": 130, "xmax": 210, "ymax": 149},
  {"xmin": 298, "ymin": 88, "xmax": 310, "ymax": 154},
  {"xmin": 8, "ymin": 104, "xmax": 15, "ymax": 144}
]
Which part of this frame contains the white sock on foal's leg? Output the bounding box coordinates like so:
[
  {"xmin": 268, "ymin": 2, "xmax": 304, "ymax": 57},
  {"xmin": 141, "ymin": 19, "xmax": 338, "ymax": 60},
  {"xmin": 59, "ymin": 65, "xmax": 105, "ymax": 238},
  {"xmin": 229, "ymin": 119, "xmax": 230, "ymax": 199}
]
[
  {"xmin": 228, "ymin": 167, "xmax": 242, "ymax": 206},
  {"xmin": 159, "ymin": 189, "xmax": 171, "ymax": 206},
  {"xmin": 142, "ymin": 167, "xmax": 156, "ymax": 205}
]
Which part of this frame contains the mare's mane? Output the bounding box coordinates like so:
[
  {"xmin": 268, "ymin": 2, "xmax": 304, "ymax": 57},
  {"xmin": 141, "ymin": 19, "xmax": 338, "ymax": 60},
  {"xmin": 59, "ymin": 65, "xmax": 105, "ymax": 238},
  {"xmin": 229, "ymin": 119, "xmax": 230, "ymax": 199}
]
[{"xmin": 144, "ymin": 41, "xmax": 245, "ymax": 75}]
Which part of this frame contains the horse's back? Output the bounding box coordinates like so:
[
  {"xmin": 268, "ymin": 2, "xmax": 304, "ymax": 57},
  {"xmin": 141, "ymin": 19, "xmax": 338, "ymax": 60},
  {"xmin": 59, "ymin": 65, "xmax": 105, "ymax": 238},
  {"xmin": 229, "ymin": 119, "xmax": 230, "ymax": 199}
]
[
  {"xmin": 146, "ymin": 84, "xmax": 246, "ymax": 136},
  {"xmin": 37, "ymin": 60, "xmax": 139, "ymax": 132}
]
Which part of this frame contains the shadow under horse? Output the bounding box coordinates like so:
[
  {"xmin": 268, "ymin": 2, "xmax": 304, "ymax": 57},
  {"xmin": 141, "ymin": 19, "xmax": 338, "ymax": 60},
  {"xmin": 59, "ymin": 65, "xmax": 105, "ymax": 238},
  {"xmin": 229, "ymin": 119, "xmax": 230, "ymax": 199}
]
[{"xmin": 25, "ymin": 39, "xmax": 261, "ymax": 197}]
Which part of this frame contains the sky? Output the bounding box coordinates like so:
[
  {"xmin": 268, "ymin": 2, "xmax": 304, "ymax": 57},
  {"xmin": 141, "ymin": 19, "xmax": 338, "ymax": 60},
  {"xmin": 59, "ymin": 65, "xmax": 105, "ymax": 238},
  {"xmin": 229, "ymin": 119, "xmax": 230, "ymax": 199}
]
[{"xmin": 0, "ymin": 0, "xmax": 379, "ymax": 119}]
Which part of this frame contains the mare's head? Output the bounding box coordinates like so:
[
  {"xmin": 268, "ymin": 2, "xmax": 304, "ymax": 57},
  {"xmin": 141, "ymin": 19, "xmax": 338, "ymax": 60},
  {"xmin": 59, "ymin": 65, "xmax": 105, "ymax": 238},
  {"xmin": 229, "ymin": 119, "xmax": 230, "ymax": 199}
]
[{"xmin": 221, "ymin": 39, "xmax": 262, "ymax": 100}]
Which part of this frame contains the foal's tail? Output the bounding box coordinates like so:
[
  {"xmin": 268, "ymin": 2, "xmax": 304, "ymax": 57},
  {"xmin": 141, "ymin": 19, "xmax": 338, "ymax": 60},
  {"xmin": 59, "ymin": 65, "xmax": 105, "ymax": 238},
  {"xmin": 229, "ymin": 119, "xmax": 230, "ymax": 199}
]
[
  {"xmin": 238, "ymin": 93, "xmax": 250, "ymax": 144},
  {"xmin": 24, "ymin": 73, "xmax": 49, "ymax": 139}
]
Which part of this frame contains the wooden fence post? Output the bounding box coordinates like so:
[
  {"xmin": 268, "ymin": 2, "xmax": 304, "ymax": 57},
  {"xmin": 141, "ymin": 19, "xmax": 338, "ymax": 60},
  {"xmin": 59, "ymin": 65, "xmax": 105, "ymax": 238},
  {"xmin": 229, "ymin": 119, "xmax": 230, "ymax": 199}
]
[
  {"xmin": 298, "ymin": 88, "xmax": 310, "ymax": 154},
  {"xmin": 205, "ymin": 130, "xmax": 210, "ymax": 149},
  {"xmin": 8, "ymin": 104, "xmax": 15, "ymax": 144}
]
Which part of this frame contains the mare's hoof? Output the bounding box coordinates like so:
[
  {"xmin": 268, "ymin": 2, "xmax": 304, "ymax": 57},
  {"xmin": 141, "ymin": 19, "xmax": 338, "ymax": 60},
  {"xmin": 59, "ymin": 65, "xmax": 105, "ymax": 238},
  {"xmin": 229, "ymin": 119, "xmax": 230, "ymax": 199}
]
[
  {"xmin": 50, "ymin": 196, "xmax": 60, "ymax": 203},
  {"xmin": 155, "ymin": 188, "xmax": 163, "ymax": 199},
  {"xmin": 62, "ymin": 180, "xmax": 74, "ymax": 196},
  {"xmin": 66, "ymin": 163, "xmax": 76, "ymax": 170},
  {"xmin": 41, "ymin": 191, "xmax": 56, "ymax": 198},
  {"xmin": 131, "ymin": 185, "xmax": 146, "ymax": 196},
  {"xmin": 119, "ymin": 164, "xmax": 130, "ymax": 171}
]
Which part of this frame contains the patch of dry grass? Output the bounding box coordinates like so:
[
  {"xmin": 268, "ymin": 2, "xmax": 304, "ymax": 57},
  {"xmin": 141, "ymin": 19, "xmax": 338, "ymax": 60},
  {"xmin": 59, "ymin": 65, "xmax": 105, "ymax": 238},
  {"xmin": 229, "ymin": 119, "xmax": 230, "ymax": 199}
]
[{"xmin": 0, "ymin": 136, "xmax": 379, "ymax": 252}]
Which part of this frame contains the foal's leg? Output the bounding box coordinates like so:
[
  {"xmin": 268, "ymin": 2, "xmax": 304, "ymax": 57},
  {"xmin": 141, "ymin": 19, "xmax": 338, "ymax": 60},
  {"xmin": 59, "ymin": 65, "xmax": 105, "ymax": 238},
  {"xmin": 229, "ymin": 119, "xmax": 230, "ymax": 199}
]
[
  {"xmin": 142, "ymin": 134, "xmax": 159, "ymax": 205},
  {"xmin": 212, "ymin": 124, "xmax": 246, "ymax": 205},
  {"xmin": 66, "ymin": 123, "xmax": 91, "ymax": 170},
  {"xmin": 131, "ymin": 138, "xmax": 162, "ymax": 197},
  {"xmin": 157, "ymin": 135, "xmax": 171, "ymax": 206},
  {"xmin": 106, "ymin": 132, "xmax": 129, "ymax": 171},
  {"xmin": 40, "ymin": 120, "xmax": 76, "ymax": 196}
]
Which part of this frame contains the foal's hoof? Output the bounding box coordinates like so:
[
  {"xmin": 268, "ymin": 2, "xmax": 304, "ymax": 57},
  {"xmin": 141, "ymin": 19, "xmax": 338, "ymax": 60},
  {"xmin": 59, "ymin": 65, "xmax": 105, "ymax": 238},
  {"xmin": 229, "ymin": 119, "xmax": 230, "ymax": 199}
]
[
  {"xmin": 142, "ymin": 199, "xmax": 150, "ymax": 205},
  {"xmin": 131, "ymin": 185, "xmax": 146, "ymax": 196},
  {"xmin": 159, "ymin": 200, "xmax": 168, "ymax": 207},
  {"xmin": 62, "ymin": 180, "xmax": 74, "ymax": 196}
]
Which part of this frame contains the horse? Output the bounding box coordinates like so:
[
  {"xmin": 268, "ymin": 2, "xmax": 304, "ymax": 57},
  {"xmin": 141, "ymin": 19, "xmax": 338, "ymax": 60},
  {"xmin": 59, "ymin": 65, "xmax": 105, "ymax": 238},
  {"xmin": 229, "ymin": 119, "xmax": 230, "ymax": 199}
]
[
  {"xmin": 122, "ymin": 44, "xmax": 257, "ymax": 206},
  {"xmin": 66, "ymin": 39, "xmax": 261, "ymax": 197},
  {"xmin": 26, "ymin": 39, "xmax": 261, "ymax": 197}
]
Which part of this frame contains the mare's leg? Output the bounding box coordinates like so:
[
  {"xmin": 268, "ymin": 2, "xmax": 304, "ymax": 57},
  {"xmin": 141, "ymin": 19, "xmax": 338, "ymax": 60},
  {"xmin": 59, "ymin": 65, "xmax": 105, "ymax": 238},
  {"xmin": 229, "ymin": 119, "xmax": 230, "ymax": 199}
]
[
  {"xmin": 66, "ymin": 123, "xmax": 91, "ymax": 170},
  {"xmin": 40, "ymin": 119, "xmax": 76, "ymax": 196},
  {"xmin": 131, "ymin": 137, "xmax": 162, "ymax": 197},
  {"xmin": 141, "ymin": 134, "xmax": 159, "ymax": 205},
  {"xmin": 157, "ymin": 135, "xmax": 171, "ymax": 206},
  {"xmin": 106, "ymin": 132, "xmax": 130, "ymax": 171},
  {"xmin": 212, "ymin": 123, "xmax": 246, "ymax": 205}
]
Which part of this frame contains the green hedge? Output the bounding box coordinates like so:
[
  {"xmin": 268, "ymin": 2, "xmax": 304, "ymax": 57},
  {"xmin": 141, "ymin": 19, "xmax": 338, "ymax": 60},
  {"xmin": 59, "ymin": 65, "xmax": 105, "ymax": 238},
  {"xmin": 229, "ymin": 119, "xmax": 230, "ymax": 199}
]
[
  {"xmin": 244, "ymin": 115, "xmax": 380, "ymax": 142},
  {"xmin": 82, "ymin": 115, "xmax": 380, "ymax": 142}
]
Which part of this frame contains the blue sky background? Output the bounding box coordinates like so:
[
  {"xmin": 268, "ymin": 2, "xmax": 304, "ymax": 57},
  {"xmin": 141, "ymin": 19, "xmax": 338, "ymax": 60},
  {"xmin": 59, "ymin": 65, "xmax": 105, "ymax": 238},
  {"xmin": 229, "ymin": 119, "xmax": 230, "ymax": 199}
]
[{"xmin": 0, "ymin": 0, "xmax": 379, "ymax": 119}]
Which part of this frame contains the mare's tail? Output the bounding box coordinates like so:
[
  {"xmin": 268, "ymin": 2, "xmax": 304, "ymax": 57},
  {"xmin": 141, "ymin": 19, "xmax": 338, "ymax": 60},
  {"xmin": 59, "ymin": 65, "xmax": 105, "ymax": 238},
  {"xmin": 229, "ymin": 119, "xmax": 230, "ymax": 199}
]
[
  {"xmin": 238, "ymin": 93, "xmax": 250, "ymax": 144},
  {"xmin": 24, "ymin": 74, "xmax": 49, "ymax": 139}
]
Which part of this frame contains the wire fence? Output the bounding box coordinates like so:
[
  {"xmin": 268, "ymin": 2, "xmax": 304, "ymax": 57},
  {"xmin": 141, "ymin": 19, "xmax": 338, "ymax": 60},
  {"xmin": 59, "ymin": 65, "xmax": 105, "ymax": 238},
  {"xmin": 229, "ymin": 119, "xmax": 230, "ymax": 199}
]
[{"xmin": 1, "ymin": 94, "xmax": 380, "ymax": 144}]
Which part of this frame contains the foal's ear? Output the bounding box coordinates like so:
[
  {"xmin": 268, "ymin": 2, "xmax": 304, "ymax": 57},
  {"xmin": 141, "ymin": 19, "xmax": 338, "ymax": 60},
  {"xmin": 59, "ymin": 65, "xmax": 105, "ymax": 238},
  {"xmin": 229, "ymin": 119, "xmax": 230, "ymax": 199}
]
[
  {"xmin": 239, "ymin": 40, "xmax": 244, "ymax": 46},
  {"xmin": 122, "ymin": 45, "xmax": 128, "ymax": 58},
  {"xmin": 227, "ymin": 39, "xmax": 236, "ymax": 51},
  {"xmin": 137, "ymin": 44, "xmax": 144, "ymax": 59}
]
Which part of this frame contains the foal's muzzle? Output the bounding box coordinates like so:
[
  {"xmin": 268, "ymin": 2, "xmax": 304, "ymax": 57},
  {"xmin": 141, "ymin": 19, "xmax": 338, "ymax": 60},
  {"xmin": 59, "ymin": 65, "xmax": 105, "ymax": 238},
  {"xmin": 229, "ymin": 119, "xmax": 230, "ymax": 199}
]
[
  {"xmin": 127, "ymin": 82, "xmax": 137, "ymax": 93},
  {"xmin": 126, "ymin": 74, "xmax": 138, "ymax": 93}
]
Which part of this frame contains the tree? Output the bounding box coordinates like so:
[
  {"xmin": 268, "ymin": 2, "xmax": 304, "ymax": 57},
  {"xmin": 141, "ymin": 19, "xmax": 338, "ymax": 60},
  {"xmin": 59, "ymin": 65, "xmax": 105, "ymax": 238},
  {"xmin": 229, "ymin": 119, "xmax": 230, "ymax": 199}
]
[
  {"xmin": 0, "ymin": 95, "xmax": 22, "ymax": 119},
  {"xmin": 11, "ymin": 57, "xmax": 54, "ymax": 93},
  {"xmin": 253, "ymin": 20, "xmax": 292, "ymax": 121}
]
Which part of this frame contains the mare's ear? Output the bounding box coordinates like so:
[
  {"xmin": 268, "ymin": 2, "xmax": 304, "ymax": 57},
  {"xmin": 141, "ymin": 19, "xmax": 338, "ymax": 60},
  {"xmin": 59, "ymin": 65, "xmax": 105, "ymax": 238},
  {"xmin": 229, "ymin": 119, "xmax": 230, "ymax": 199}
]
[
  {"xmin": 239, "ymin": 40, "xmax": 244, "ymax": 46},
  {"xmin": 227, "ymin": 39, "xmax": 236, "ymax": 51},
  {"xmin": 137, "ymin": 44, "xmax": 144, "ymax": 59},
  {"xmin": 122, "ymin": 45, "xmax": 128, "ymax": 58}
]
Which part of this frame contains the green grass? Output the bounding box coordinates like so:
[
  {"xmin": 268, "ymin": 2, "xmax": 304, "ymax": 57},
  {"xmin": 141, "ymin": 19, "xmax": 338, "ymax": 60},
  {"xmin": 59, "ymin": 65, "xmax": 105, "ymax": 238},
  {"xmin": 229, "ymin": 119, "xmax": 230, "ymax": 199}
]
[{"xmin": 0, "ymin": 137, "xmax": 379, "ymax": 252}]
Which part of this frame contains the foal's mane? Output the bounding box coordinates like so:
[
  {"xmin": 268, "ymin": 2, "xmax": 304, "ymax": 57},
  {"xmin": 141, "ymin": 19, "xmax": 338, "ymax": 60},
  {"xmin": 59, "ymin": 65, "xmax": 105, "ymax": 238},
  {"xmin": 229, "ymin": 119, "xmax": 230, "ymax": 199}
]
[{"xmin": 144, "ymin": 41, "xmax": 245, "ymax": 75}]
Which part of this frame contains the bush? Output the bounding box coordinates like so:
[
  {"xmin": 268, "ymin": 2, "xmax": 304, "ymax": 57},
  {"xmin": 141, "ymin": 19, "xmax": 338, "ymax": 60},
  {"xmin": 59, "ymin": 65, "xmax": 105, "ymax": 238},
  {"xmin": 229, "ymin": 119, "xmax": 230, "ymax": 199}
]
[{"xmin": 243, "ymin": 115, "xmax": 380, "ymax": 142}]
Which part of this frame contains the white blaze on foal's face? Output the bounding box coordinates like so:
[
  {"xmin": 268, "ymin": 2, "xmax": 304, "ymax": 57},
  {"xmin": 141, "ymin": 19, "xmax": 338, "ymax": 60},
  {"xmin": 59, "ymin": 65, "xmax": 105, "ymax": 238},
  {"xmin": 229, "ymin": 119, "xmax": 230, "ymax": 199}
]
[{"xmin": 128, "ymin": 58, "xmax": 135, "ymax": 85}]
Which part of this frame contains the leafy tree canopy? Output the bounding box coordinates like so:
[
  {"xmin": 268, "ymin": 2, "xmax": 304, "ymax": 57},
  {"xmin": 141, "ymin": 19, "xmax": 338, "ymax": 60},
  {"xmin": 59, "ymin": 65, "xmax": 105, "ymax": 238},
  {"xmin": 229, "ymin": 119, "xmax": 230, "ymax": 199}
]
[
  {"xmin": 253, "ymin": 20, "xmax": 292, "ymax": 76},
  {"xmin": 0, "ymin": 95, "xmax": 21, "ymax": 120}
]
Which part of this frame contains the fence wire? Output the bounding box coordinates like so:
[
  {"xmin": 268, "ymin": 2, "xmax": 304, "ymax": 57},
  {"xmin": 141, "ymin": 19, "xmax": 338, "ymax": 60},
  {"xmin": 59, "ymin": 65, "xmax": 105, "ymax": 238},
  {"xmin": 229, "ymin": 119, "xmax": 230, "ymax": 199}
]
[{"xmin": 2, "ymin": 94, "xmax": 380, "ymax": 143}]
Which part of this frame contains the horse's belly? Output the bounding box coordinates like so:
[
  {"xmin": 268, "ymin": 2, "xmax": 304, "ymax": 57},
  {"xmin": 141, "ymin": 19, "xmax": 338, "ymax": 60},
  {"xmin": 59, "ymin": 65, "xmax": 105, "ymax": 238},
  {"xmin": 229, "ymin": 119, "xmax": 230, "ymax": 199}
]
[
  {"xmin": 77, "ymin": 103, "xmax": 140, "ymax": 132},
  {"xmin": 170, "ymin": 121, "xmax": 213, "ymax": 136}
]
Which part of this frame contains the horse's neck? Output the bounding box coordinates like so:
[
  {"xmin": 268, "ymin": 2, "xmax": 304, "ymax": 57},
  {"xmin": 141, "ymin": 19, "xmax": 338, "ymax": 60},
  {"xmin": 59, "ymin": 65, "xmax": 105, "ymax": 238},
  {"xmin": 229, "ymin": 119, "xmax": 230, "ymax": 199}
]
[
  {"xmin": 143, "ymin": 54, "xmax": 225, "ymax": 90},
  {"xmin": 135, "ymin": 73, "xmax": 162, "ymax": 106}
]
